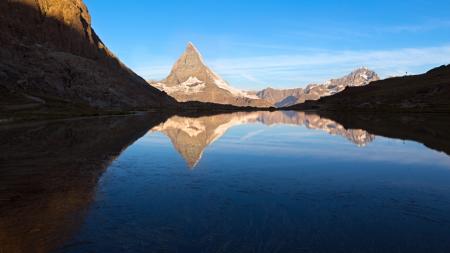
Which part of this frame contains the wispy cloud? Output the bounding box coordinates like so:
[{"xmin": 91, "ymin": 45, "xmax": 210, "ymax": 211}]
[
  {"xmin": 240, "ymin": 129, "xmax": 266, "ymax": 141},
  {"xmin": 379, "ymin": 20, "xmax": 450, "ymax": 33},
  {"xmin": 239, "ymin": 73, "xmax": 265, "ymax": 84},
  {"xmin": 136, "ymin": 44, "xmax": 450, "ymax": 89},
  {"xmin": 209, "ymin": 45, "xmax": 450, "ymax": 88},
  {"xmin": 209, "ymin": 45, "xmax": 450, "ymax": 72}
]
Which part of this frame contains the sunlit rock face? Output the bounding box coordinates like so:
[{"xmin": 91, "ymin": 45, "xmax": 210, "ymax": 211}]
[
  {"xmin": 151, "ymin": 111, "xmax": 375, "ymax": 168},
  {"xmin": 149, "ymin": 43, "xmax": 271, "ymax": 108}
]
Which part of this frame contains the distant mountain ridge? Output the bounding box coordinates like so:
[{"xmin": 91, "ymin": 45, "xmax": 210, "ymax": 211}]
[
  {"xmin": 149, "ymin": 43, "xmax": 271, "ymax": 107},
  {"xmin": 251, "ymin": 68, "xmax": 380, "ymax": 107},
  {"xmin": 287, "ymin": 65, "xmax": 450, "ymax": 112}
]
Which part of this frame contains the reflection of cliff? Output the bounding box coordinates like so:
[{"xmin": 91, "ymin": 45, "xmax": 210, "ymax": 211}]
[
  {"xmin": 0, "ymin": 114, "xmax": 164, "ymax": 253},
  {"xmin": 152, "ymin": 111, "xmax": 374, "ymax": 168},
  {"xmin": 295, "ymin": 113, "xmax": 375, "ymax": 146},
  {"xmin": 318, "ymin": 112, "xmax": 450, "ymax": 156}
]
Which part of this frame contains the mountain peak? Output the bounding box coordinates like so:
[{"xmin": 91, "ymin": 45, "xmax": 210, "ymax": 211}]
[
  {"xmin": 353, "ymin": 67, "xmax": 373, "ymax": 73},
  {"xmin": 187, "ymin": 41, "xmax": 196, "ymax": 49},
  {"xmin": 186, "ymin": 42, "xmax": 201, "ymax": 55},
  {"xmin": 348, "ymin": 67, "xmax": 380, "ymax": 84},
  {"xmin": 176, "ymin": 42, "xmax": 206, "ymax": 69},
  {"xmin": 151, "ymin": 42, "xmax": 268, "ymax": 106}
]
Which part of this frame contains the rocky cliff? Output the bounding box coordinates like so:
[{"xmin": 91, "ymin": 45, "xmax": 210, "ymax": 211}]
[
  {"xmin": 0, "ymin": 0, "xmax": 175, "ymax": 114},
  {"xmin": 150, "ymin": 43, "xmax": 271, "ymax": 108}
]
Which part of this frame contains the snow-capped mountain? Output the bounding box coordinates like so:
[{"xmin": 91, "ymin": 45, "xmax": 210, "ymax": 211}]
[
  {"xmin": 150, "ymin": 42, "xmax": 270, "ymax": 107},
  {"xmin": 252, "ymin": 68, "xmax": 380, "ymax": 107}
]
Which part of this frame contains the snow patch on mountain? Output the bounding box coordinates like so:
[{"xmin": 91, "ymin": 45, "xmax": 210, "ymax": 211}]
[
  {"xmin": 153, "ymin": 76, "xmax": 206, "ymax": 94},
  {"xmin": 212, "ymin": 73, "xmax": 259, "ymax": 99}
]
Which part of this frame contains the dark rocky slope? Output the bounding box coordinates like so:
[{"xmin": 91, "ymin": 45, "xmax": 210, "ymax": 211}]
[{"xmin": 0, "ymin": 0, "xmax": 175, "ymax": 116}]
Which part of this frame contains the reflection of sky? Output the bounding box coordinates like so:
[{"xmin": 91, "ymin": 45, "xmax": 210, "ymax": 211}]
[
  {"xmin": 143, "ymin": 122, "xmax": 450, "ymax": 169},
  {"xmin": 64, "ymin": 115, "xmax": 450, "ymax": 253},
  {"xmin": 216, "ymin": 124, "xmax": 450, "ymax": 167}
]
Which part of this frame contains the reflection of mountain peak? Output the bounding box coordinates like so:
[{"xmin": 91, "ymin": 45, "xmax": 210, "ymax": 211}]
[
  {"xmin": 151, "ymin": 112, "xmax": 375, "ymax": 168},
  {"xmin": 152, "ymin": 114, "xmax": 259, "ymax": 168},
  {"xmin": 346, "ymin": 129, "xmax": 376, "ymax": 147}
]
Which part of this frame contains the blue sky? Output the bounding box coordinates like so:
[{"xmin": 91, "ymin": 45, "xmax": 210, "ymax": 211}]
[{"xmin": 84, "ymin": 0, "xmax": 450, "ymax": 89}]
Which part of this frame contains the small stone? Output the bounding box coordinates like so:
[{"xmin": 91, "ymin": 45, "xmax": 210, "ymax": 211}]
[
  {"xmin": 0, "ymin": 71, "xmax": 7, "ymax": 80},
  {"xmin": 17, "ymin": 79, "xmax": 27, "ymax": 85}
]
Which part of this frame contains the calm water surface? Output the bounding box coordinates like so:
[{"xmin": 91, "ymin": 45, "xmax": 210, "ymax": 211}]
[{"xmin": 1, "ymin": 111, "xmax": 450, "ymax": 253}]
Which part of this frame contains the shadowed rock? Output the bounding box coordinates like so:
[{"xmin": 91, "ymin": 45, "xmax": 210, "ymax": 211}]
[{"xmin": 0, "ymin": 0, "xmax": 175, "ymax": 113}]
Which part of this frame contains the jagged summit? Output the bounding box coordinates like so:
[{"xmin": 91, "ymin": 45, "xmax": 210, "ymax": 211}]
[
  {"xmin": 163, "ymin": 42, "xmax": 212, "ymax": 86},
  {"xmin": 150, "ymin": 42, "xmax": 270, "ymax": 107},
  {"xmin": 186, "ymin": 41, "xmax": 202, "ymax": 55},
  {"xmin": 344, "ymin": 67, "xmax": 380, "ymax": 87}
]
